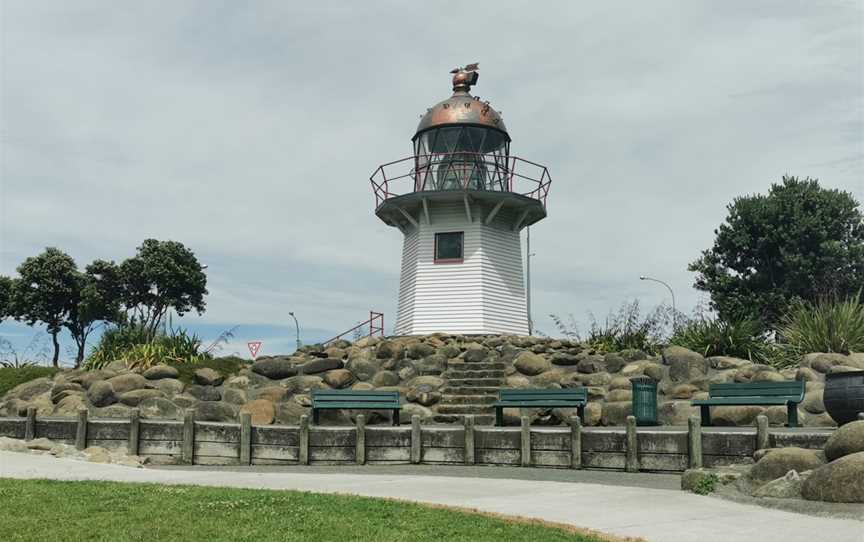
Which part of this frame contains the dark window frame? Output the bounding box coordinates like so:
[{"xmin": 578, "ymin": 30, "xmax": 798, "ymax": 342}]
[{"xmin": 434, "ymin": 231, "xmax": 464, "ymax": 264}]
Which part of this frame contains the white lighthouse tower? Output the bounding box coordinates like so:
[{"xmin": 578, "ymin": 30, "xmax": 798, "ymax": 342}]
[{"xmin": 370, "ymin": 64, "xmax": 551, "ymax": 336}]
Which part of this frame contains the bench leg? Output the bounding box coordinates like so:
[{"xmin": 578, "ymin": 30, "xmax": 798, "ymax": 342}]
[
  {"xmin": 313, "ymin": 408, "xmax": 320, "ymax": 426},
  {"xmin": 495, "ymin": 407, "xmax": 503, "ymax": 426},
  {"xmin": 577, "ymin": 405, "xmax": 585, "ymax": 425},
  {"xmin": 786, "ymin": 402, "xmax": 800, "ymax": 428},
  {"xmin": 700, "ymin": 405, "xmax": 712, "ymax": 427},
  {"xmin": 393, "ymin": 409, "xmax": 400, "ymax": 427}
]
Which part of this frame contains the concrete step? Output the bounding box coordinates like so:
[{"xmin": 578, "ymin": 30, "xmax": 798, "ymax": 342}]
[
  {"xmin": 433, "ymin": 413, "xmax": 496, "ymax": 426},
  {"xmin": 445, "ymin": 378, "xmax": 505, "ymax": 387},
  {"xmin": 440, "ymin": 394, "xmax": 498, "ymax": 405},
  {"xmin": 440, "ymin": 386, "xmax": 502, "ymax": 396},
  {"xmin": 436, "ymin": 404, "xmax": 496, "ymax": 415},
  {"xmin": 443, "ymin": 369, "xmax": 507, "ymax": 379}
]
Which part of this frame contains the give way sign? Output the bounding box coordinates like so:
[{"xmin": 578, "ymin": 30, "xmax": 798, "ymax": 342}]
[{"xmin": 247, "ymin": 341, "xmax": 262, "ymax": 360}]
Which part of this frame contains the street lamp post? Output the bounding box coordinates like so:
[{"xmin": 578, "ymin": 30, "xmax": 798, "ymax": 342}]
[
  {"xmin": 526, "ymin": 227, "xmax": 536, "ymax": 336},
  {"xmin": 288, "ymin": 312, "xmax": 301, "ymax": 352},
  {"xmin": 639, "ymin": 275, "xmax": 677, "ymax": 330}
]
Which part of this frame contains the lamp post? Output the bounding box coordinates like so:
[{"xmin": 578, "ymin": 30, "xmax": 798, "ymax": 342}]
[
  {"xmin": 526, "ymin": 227, "xmax": 536, "ymax": 335},
  {"xmin": 640, "ymin": 275, "xmax": 677, "ymax": 330},
  {"xmin": 288, "ymin": 312, "xmax": 301, "ymax": 352}
]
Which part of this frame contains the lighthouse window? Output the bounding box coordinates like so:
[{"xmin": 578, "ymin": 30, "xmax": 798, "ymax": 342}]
[{"xmin": 434, "ymin": 232, "xmax": 464, "ymax": 263}]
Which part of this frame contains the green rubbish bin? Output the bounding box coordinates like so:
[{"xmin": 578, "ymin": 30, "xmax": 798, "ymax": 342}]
[{"xmin": 630, "ymin": 377, "xmax": 658, "ymax": 426}]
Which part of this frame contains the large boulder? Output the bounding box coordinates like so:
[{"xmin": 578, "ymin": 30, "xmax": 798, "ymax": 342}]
[
  {"xmin": 601, "ymin": 401, "xmax": 632, "ymax": 426},
  {"xmin": 53, "ymin": 394, "xmax": 87, "ymax": 416},
  {"xmin": 801, "ymin": 451, "xmax": 864, "ymax": 503},
  {"xmin": 194, "ymin": 401, "xmax": 238, "ymax": 422},
  {"xmin": 407, "ymin": 341, "xmax": 435, "ymax": 359},
  {"xmin": 251, "ymin": 358, "xmax": 299, "ymax": 380},
  {"xmin": 300, "ymin": 358, "xmax": 344, "ymax": 375},
  {"xmin": 186, "ymin": 385, "xmax": 221, "ymax": 402},
  {"xmin": 345, "ymin": 359, "xmax": 379, "ymax": 381},
  {"xmin": 748, "ymin": 447, "xmax": 824, "ymax": 484},
  {"xmin": 143, "ymin": 365, "xmax": 179, "ymax": 380},
  {"xmin": 6, "ymin": 378, "xmax": 53, "ymax": 401},
  {"xmin": 658, "ymin": 401, "xmax": 699, "ymax": 426},
  {"xmin": 711, "ymin": 405, "xmax": 764, "ymax": 426},
  {"xmin": 323, "ymin": 369, "xmax": 354, "ymax": 389},
  {"xmin": 663, "ymin": 346, "xmax": 708, "ymax": 383},
  {"xmin": 375, "ymin": 340, "xmax": 403, "ymax": 360},
  {"xmin": 193, "ymin": 368, "xmax": 224, "ymax": 386},
  {"xmin": 399, "ymin": 403, "xmax": 433, "ymax": 423},
  {"xmin": 371, "ymin": 371, "xmax": 400, "ymax": 387},
  {"xmin": 752, "ymin": 470, "xmax": 806, "ymax": 499},
  {"xmin": 240, "ymin": 399, "xmax": 275, "ymax": 425},
  {"xmin": 824, "ymin": 420, "xmax": 864, "ymax": 461},
  {"xmin": 514, "ymin": 352, "xmax": 550, "ymax": 376},
  {"xmin": 222, "ymin": 387, "xmax": 247, "ymax": 405},
  {"xmin": 50, "ymin": 383, "xmax": 84, "ymax": 403},
  {"xmin": 86, "ymin": 381, "xmax": 116, "ymax": 407},
  {"xmin": 117, "ymin": 389, "xmax": 165, "ymax": 407},
  {"xmin": 154, "ymin": 378, "xmax": 184, "ymax": 397},
  {"xmin": 576, "ymin": 356, "xmax": 605, "ymax": 374},
  {"xmin": 602, "ymin": 353, "xmax": 627, "ymax": 373},
  {"xmin": 707, "ymin": 356, "xmax": 750, "ymax": 370},
  {"xmin": 138, "ymin": 397, "xmax": 182, "ymax": 420},
  {"xmin": 106, "ymin": 374, "xmax": 150, "ymax": 394},
  {"xmin": 282, "ymin": 375, "xmax": 326, "ymax": 394},
  {"xmin": 550, "ymin": 352, "xmax": 580, "ymax": 366},
  {"xmin": 256, "ymin": 386, "xmax": 288, "ymax": 403},
  {"xmin": 801, "ymin": 389, "xmax": 825, "ymax": 414},
  {"xmin": 462, "ymin": 344, "xmax": 488, "ymax": 363}
]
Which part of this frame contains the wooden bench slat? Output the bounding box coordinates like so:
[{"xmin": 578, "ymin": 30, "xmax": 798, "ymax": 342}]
[
  {"xmin": 691, "ymin": 381, "xmax": 804, "ymax": 427},
  {"xmin": 314, "ymin": 402, "xmax": 401, "ymax": 409}
]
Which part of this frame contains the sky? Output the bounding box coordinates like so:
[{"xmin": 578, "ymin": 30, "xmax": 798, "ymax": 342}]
[{"xmin": 1, "ymin": 1, "xmax": 862, "ymax": 362}]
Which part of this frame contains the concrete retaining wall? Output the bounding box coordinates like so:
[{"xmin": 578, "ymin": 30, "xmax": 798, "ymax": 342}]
[{"xmin": 0, "ymin": 410, "xmax": 832, "ymax": 472}]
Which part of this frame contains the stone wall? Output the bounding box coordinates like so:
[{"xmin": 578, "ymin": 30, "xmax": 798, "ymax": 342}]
[{"xmin": 1, "ymin": 334, "xmax": 860, "ymax": 428}]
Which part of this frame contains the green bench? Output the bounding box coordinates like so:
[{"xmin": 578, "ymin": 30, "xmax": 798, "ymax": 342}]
[
  {"xmin": 311, "ymin": 390, "xmax": 401, "ymax": 426},
  {"xmin": 692, "ymin": 381, "xmax": 805, "ymax": 427},
  {"xmin": 494, "ymin": 388, "xmax": 587, "ymax": 426}
]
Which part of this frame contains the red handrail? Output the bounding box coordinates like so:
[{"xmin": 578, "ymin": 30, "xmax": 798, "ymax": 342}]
[{"xmin": 323, "ymin": 311, "xmax": 384, "ymax": 345}]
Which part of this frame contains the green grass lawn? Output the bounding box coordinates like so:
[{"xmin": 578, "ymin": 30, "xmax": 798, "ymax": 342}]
[{"xmin": 0, "ymin": 479, "xmax": 609, "ymax": 542}]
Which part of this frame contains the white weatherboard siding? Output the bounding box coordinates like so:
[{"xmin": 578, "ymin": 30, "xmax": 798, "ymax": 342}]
[{"xmin": 393, "ymin": 201, "xmax": 528, "ymax": 335}]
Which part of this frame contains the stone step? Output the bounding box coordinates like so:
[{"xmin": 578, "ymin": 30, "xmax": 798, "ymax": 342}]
[
  {"xmin": 433, "ymin": 413, "xmax": 496, "ymax": 426},
  {"xmin": 436, "ymin": 404, "xmax": 496, "ymax": 415},
  {"xmin": 443, "ymin": 369, "xmax": 507, "ymax": 379},
  {"xmin": 446, "ymin": 361, "xmax": 508, "ymax": 371},
  {"xmin": 440, "ymin": 394, "xmax": 498, "ymax": 405},
  {"xmin": 440, "ymin": 386, "xmax": 502, "ymax": 396},
  {"xmin": 445, "ymin": 378, "xmax": 505, "ymax": 387}
]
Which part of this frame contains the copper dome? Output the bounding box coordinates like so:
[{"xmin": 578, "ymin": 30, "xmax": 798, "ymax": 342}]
[{"xmin": 414, "ymin": 64, "xmax": 508, "ymax": 138}]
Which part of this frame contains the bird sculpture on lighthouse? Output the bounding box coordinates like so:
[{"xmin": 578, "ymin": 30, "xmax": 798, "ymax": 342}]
[{"xmin": 370, "ymin": 64, "xmax": 551, "ymax": 336}]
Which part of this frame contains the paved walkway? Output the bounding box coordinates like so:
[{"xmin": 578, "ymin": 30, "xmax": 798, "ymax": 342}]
[{"xmin": 1, "ymin": 451, "xmax": 861, "ymax": 542}]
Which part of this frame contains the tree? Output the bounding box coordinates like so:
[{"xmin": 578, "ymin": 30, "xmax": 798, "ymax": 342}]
[
  {"xmin": 0, "ymin": 276, "xmax": 12, "ymax": 322},
  {"xmin": 65, "ymin": 260, "xmax": 123, "ymax": 367},
  {"xmin": 119, "ymin": 239, "xmax": 208, "ymax": 337},
  {"xmin": 12, "ymin": 248, "xmax": 79, "ymax": 366},
  {"xmin": 689, "ymin": 176, "xmax": 864, "ymax": 329}
]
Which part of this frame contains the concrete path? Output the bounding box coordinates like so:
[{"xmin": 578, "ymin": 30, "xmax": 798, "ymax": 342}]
[{"xmin": 1, "ymin": 451, "xmax": 861, "ymax": 542}]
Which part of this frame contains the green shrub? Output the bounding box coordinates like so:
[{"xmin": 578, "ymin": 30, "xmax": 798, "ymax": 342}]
[
  {"xmin": 692, "ymin": 473, "xmax": 719, "ymax": 495},
  {"xmin": 551, "ymin": 300, "xmax": 670, "ymax": 354},
  {"xmin": 0, "ymin": 366, "xmax": 58, "ymax": 397},
  {"xmin": 779, "ymin": 292, "xmax": 864, "ymax": 355},
  {"xmin": 670, "ymin": 317, "xmax": 767, "ymax": 360},
  {"xmin": 85, "ymin": 325, "xmax": 210, "ymax": 371}
]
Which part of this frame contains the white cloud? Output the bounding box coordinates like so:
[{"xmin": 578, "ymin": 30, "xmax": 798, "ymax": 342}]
[{"xmin": 1, "ymin": 1, "xmax": 861, "ymax": 344}]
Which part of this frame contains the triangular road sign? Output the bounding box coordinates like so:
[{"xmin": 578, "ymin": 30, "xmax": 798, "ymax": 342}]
[{"xmin": 247, "ymin": 341, "xmax": 262, "ymax": 360}]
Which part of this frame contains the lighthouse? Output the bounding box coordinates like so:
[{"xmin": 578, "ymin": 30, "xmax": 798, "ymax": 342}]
[{"xmin": 370, "ymin": 64, "xmax": 551, "ymax": 336}]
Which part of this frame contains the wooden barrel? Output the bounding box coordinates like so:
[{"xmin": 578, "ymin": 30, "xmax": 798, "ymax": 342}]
[{"xmin": 824, "ymin": 370, "xmax": 864, "ymax": 425}]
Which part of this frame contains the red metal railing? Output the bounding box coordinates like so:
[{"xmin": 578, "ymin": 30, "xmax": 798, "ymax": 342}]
[
  {"xmin": 323, "ymin": 311, "xmax": 384, "ymax": 345},
  {"xmin": 370, "ymin": 152, "xmax": 551, "ymax": 210}
]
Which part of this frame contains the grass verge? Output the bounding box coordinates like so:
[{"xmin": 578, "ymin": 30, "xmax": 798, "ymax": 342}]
[{"xmin": 0, "ymin": 479, "xmax": 621, "ymax": 542}]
